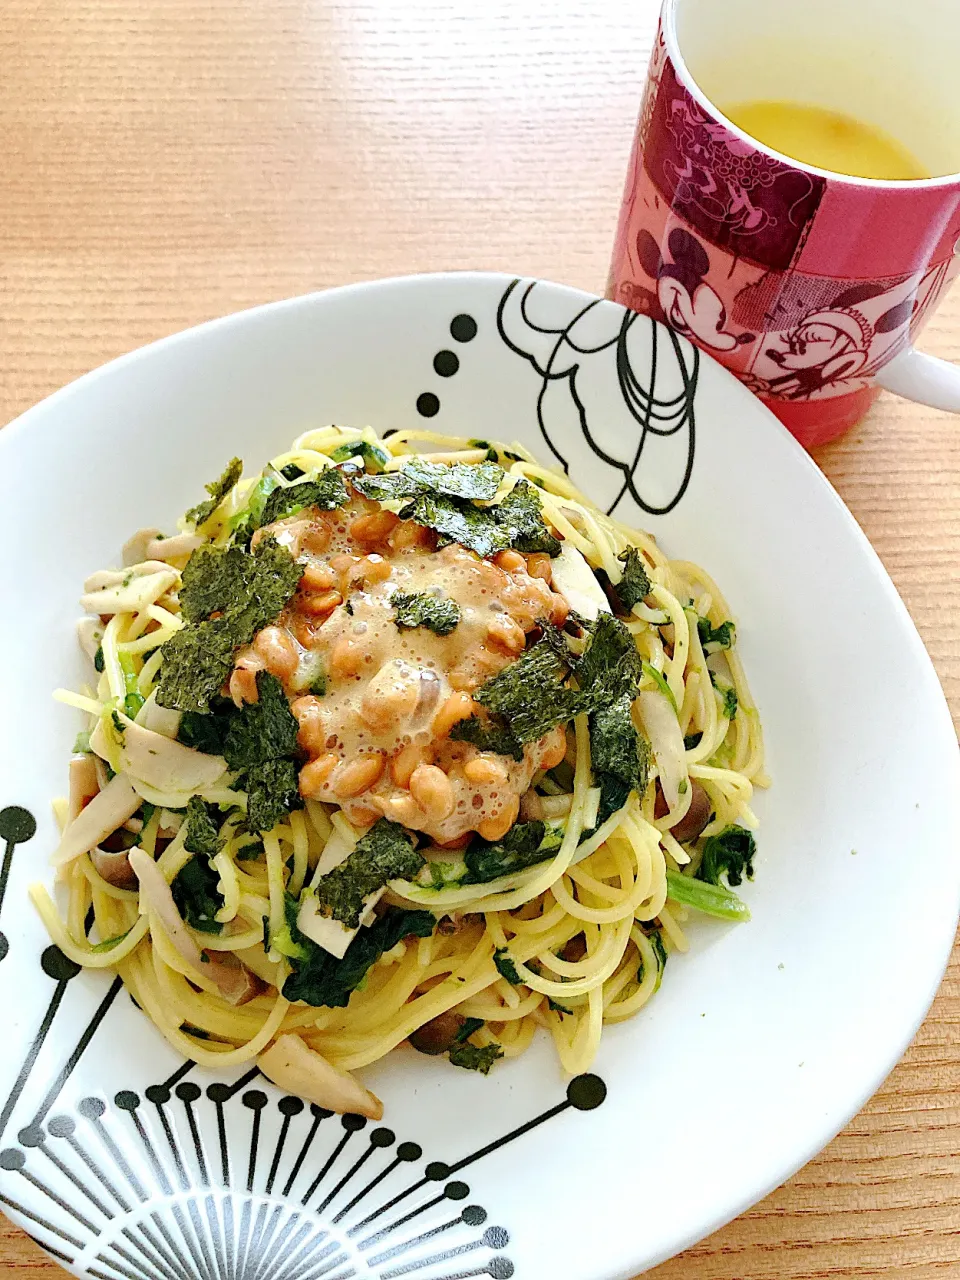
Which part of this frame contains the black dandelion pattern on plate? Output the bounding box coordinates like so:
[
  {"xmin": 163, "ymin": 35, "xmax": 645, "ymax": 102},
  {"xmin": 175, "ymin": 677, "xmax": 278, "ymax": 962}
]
[{"xmin": 0, "ymin": 806, "xmax": 608, "ymax": 1280}]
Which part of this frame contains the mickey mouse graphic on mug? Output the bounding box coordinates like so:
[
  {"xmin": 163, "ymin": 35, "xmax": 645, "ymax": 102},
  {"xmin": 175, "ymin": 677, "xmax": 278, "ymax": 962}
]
[{"xmin": 633, "ymin": 227, "xmax": 755, "ymax": 353}]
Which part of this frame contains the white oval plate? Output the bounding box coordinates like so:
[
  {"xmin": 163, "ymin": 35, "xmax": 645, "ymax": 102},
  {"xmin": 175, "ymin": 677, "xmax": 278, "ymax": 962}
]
[{"xmin": 0, "ymin": 274, "xmax": 957, "ymax": 1280}]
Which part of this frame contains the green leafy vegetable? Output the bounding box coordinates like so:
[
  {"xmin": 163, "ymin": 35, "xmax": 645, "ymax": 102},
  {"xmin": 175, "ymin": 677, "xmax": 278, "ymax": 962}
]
[
  {"xmin": 473, "ymin": 633, "xmax": 580, "ymax": 745},
  {"xmin": 449, "ymin": 714, "xmax": 524, "ymax": 761},
  {"xmin": 313, "ymin": 819, "xmax": 424, "ymax": 929},
  {"xmin": 391, "ymin": 591, "xmax": 461, "ymax": 636},
  {"xmin": 283, "ymin": 907, "xmax": 435, "ymax": 1008},
  {"xmin": 548, "ymin": 998, "xmax": 573, "ymax": 1016},
  {"xmin": 638, "ymin": 928, "xmax": 668, "ymax": 993},
  {"xmin": 89, "ymin": 929, "xmax": 134, "ymax": 954},
  {"xmin": 236, "ymin": 840, "xmax": 264, "ymax": 862},
  {"xmin": 158, "ymin": 538, "xmax": 302, "ymax": 713},
  {"xmin": 664, "ymin": 869, "xmax": 750, "ymax": 922},
  {"xmin": 613, "ymin": 547, "xmax": 652, "ymax": 611},
  {"xmin": 271, "ymin": 893, "xmax": 310, "ymax": 960},
  {"xmin": 260, "ymin": 470, "xmax": 350, "ymax": 525},
  {"xmin": 329, "ymin": 440, "xmax": 389, "ymax": 471},
  {"xmin": 355, "ymin": 457, "xmax": 504, "ymax": 503},
  {"xmin": 94, "ymin": 646, "xmax": 105, "ymax": 673},
  {"xmin": 683, "ymin": 731, "xmax": 703, "ymax": 751},
  {"xmin": 222, "ymin": 671, "xmax": 304, "ymax": 833},
  {"xmin": 118, "ymin": 652, "xmax": 145, "ymax": 719},
  {"xmin": 493, "ymin": 947, "xmax": 523, "ymax": 985},
  {"xmin": 589, "ymin": 696, "xmax": 651, "ymax": 828},
  {"xmin": 455, "ymin": 1016, "xmax": 485, "ymax": 1043},
  {"xmin": 171, "ymin": 855, "xmax": 224, "ymax": 934},
  {"xmin": 710, "ymin": 673, "xmax": 738, "ymax": 720},
  {"xmin": 464, "ymin": 821, "xmax": 562, "ymax": 884},
  {"xmin": 183, "ymin": 796, "xmax": 223, "ymax": 858},
  {"xmin": 699, "ymin": 825, "xmax": 756, "ymax": 888},
  {"xmin": 698, "ymin": 617, "xmax": 736, "ymax": 653},
  {"xmin": 186, "ymin": 457, "xmax": 243, "ymax": 527},
  {"xmin": 642, "ymin": 661, "xmax": 678, "ymax": 712},
  {"xmin": 309, "ymin": 664, "xmax": 327, "ymax": 698},
  {"xmin": 73, "ymin": 730, "xmax": 92, "ymax": 754},
  {"xmin": 447, "ymin": 1041, "xmax": 503, "ymax": 1074}
]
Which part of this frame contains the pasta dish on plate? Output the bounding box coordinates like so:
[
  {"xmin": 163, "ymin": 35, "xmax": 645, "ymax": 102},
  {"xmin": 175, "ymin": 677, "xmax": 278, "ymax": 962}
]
[{"xmin": 35, "ymin": 426, "xmax": 767, "ymax": 1119}]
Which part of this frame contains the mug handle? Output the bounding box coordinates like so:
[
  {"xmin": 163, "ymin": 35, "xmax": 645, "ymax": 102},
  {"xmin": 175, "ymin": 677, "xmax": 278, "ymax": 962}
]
[{"xmin": 875, "ymin": 347, "xmax": 960, "ymax": 413}]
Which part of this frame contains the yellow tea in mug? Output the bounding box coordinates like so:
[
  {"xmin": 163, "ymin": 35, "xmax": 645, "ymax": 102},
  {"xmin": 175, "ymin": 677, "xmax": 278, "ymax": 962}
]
[{"xmin": 721, "ymin": 101, "xmax": 928, "ymax": 180}]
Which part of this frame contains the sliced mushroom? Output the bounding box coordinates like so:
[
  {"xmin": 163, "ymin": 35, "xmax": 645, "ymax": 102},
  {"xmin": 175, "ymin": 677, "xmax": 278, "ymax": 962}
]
[
  {"xmin": 201, "ymin": 951, "xmax": 264, "ymax": 1007},
  {"xmin": 68, "ymin": 753, "xmax": 100, "ymax": 823},
  {"xmin": 670, "ymin": 781, "xmax": 713, "ymax": 844},
  {"xmin": 122, "ymin": 529, "xmax": 164, "ymax": 567},
  {"xmin": 90, "ymin": 847, "xmax": 139, "ymax": 890},
  {"xmin": 135, "ymin": 689, "xmax": 182, "ymax": 740},
  {"xmin": 53, "ymin": 774, "xmax": 142, "ymax": 867},
  {"xmin": 409, "ymin": 1011, "xmax": 466, "ymax": 1056},
  {"xmin": 636, "ymin": 690, "xmax": 686, "ymax": 810},
  {"xmin": 146, "ymin": 532, "xmax": 206, "ymax": 563},
  {"xmin": 518, "ymin": 790, "xmax": 544, "ymax": 822},
  {"xmin": 258, "ymin": 1034, "xmax": 383, "ymax": 1119},
  {"xmin": 234, "ymin": 943, "xmax": 284, "ymax": 989},
  {"xmin": 560, "ymin": 933, "xmax": 587, "ymax": 962},
  {"xmin": 83, "ymin": 561, "xmax": 175, "ymax": 592},
  {"xmin": 80, "ymin": 567, "xmax": 179, "ymax": 616},
  {"xmin": 90, "ymin": 713, "xmax": 225, "ymax": 793},
  {"xmin": 76, "ymin": 617, "xmax": 103, "ymax": 664},
  {"xmin": 128, "ymin": 848, "xmax": 255, "ymax": 1001}
]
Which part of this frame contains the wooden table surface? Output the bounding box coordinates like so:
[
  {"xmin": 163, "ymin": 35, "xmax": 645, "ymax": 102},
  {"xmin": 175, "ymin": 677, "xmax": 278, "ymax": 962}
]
[{"xmin": 1, "ymin": 2, "xmax": 957, "ymax": 1276}]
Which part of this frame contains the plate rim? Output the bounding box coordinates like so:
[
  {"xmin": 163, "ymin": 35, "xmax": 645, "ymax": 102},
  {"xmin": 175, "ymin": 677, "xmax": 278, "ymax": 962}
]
[{"xmin": 1, "ymin": 271, "xmax": 958, "ymax": 1280}]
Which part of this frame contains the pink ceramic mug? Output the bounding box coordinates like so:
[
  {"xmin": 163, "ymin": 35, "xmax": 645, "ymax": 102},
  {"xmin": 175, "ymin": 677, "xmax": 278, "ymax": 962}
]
[{"xmin": 608, "ymin": 0, "xmax": 960, "ymax": 448}]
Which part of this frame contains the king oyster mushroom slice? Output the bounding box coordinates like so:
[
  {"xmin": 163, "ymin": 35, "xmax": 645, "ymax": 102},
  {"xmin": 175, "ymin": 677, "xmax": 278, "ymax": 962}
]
[
  {"xmin": 127, "ymin": 849, "xmax": 257, "ymax": 1004},
  {"xmin": 90, "ymin": 713, "xmax": 225, "ymax": 793},
  {"xmin": 90, "ymin": 846, "xmax": 139, "ymax": 890},
  {"xmin": 258, "ymin": 1035, "xmax": 383, "ymax": 1120},
  {"xmin": 122, "ymin": 529, "xmax": 164, "ymax": 568},
  {"xmin": 68, "ymin": 753, "xmax": 100, "ymax": 823},
  {"xmin": 80, "ymin": 565, "xmax": 179, "ymax": 616},
  {"xmin": 53, "ymin": 774, "xmax": 142, "ymax": 867},
  {"xmin": 135, "ymin": 689, "xmax": 182, "ymax": 740},
  {"xmin": 76, "ymin": 617, "xmax": 103, "ymax": 664},
  {"xmin": 145, "ymin": 532, "xmax": 206, "ymax": 563}
]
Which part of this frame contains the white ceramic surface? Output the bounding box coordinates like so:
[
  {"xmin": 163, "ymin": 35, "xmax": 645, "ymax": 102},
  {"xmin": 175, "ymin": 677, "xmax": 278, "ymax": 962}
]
[{"xmin": 0, "ymin": 273, "xmax": 957, "ymax": 1280}]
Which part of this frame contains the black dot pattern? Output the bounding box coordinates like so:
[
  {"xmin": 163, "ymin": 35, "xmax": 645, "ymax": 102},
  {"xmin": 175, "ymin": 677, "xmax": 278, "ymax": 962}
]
[
  {"xmin": 416, "ymin": 311, "xmax": 478, "ymax": 417},
  {"xmin": 567, "ymin": 1073, "xmax": 607, "ymax": 1111},
  {"xmin": 0, "ymin": 806, "xmax": 37, "ymax": 843},
  {"xmin": 416, "ymin": 392, "xmax": 440, "ymax": 418},
  {"xmin": 450, "ymin": 313, "xmax": 478, "ymax": 342},
  {"xmin": 433, "ymin": 349, "xmax": 460, "ymax": 377},
  {"xmin": 41, "ymin": 946, "xmax": 81, "ymax": 982}
]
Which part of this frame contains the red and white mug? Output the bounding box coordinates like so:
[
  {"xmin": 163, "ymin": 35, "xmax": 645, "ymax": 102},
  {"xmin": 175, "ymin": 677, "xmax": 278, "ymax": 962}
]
[{"xmin": 608, "ymin": 0, "xmax": 960, "ymax": 448}]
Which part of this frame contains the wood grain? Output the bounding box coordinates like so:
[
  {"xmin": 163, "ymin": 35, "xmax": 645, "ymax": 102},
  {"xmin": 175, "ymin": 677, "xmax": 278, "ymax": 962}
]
[{"xmin": 0, "ymin": 1, "xmax": 957, "ymax": 1275}]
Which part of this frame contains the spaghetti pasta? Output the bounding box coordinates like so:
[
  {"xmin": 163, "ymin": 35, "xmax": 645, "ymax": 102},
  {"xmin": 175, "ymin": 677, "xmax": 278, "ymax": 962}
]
[{"xmin": 38, "ymin": 424, "xmax": 766, "ymax": 1105}]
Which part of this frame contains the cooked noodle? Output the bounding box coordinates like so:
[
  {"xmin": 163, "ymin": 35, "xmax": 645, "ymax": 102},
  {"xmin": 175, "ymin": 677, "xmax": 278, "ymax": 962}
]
[{"xmin": 36, "ymin": 425, "xmax": 767, "ymax": 1090}]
